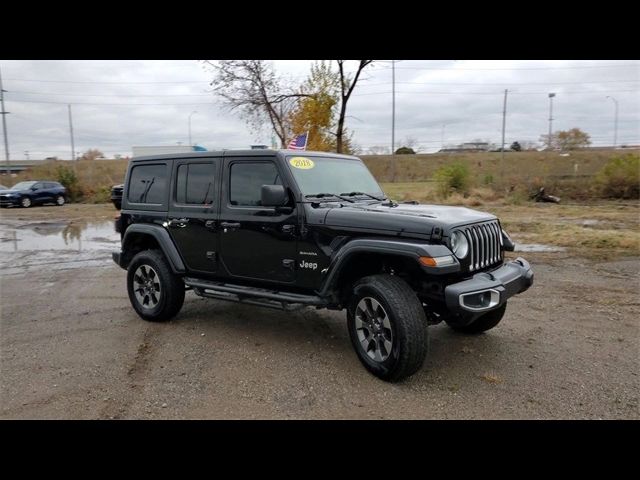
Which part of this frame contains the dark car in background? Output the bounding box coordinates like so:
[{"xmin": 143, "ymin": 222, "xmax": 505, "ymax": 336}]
[
  {"xmin": 0, "ymin": 180, "xmax": 67, "ymax": 208},
  {"xmin": 111, "ymin": 184, "xmax": 124, "ymax": 209}
]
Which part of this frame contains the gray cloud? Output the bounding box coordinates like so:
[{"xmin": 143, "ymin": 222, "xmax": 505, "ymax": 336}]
[{"xmin": 1, "ymin": 60, "xmax": 639, "ymax": 159}]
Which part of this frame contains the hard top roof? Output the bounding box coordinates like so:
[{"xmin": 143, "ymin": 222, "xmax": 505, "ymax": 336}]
[{"xmin": 131, "ymin": 149, "xmax": 360, "ymax": 162}]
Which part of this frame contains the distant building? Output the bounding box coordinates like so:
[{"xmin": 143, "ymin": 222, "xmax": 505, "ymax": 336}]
[
  {"xmin": 439, "ymin": 142, "xmax": 492, "ymax": 153},
  {"xmin": 131, "ymin": 145, "xmax": 207, "ymax": 157}
]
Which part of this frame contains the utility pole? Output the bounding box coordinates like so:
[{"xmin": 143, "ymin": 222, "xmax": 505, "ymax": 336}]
[
  {"xmin": 391, "ymin": 59, "xmax": 396, "ymax": 182},
  {"xmin": 501, "ymin": 89, "xmax": 508, "ymax": 181},
  {"xmin": 606, "ymin": 96, "xmax": 618, "ymax": 148},
  {"xmin": 441, "ymin": 124, "xmax": 446, "ymax": 151},
  {"xmin": 68, "ymin": 104, "xmax": 76, "ymax": 162},
  {"xmin": 0, "ymin": 66, "xmax": 10, "ymax": 175},
  {"xmin": 547, "ymin": 93, "xmax": 555, "ymax": 150}
]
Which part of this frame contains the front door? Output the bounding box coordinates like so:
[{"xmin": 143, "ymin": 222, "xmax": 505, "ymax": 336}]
[
  {"xmin": 218, "ymin": 158, "xmax": 297, "ymax": 284},
  {"xmin": 167, "ymin": 158, "xmax": 221, "ymax": 275}
]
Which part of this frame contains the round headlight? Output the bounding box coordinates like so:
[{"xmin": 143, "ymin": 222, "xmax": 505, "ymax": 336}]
[{"xmin": 451, "ymin": 231, "xmax": 469, "ymax": 259}]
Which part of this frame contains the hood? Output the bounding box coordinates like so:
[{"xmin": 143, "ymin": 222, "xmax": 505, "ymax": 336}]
[
  {"xmin": 0, "ymin": 189, "xmax": 25, "ymax": 195},
  {"xmin": 322, "ymin": 202, "xmax": 496, "ymax": 235}
]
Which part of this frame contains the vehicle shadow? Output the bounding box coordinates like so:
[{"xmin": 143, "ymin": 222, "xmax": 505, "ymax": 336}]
[{"xmin": 171, "ymin": 294, "xmax": 514, "ymax": 386}]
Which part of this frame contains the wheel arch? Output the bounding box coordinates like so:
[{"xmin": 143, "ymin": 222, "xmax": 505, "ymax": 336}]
[
  {"xmin": 318, "ymin": 239, "xmax": 454, "ymax": 305},
  {"xmin": 121, "ymin": 224, "xmax": 186, "ymax": 274}
]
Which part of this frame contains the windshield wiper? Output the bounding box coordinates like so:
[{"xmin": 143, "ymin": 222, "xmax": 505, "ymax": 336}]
[
  {"xmin": 339, "ymin": 191, "xmax": 386, "ymax": 201},
  {"xmin": 304, "ymin": 193, "xmax": 354, "ymax": 203}
]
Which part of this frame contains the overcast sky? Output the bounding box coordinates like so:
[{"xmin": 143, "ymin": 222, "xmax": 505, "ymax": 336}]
[{"xmin": 1, "ymin": 60, "xmax": 639, "ymax": 159}]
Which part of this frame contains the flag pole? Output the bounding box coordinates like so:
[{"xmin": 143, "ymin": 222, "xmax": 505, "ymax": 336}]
[{"xmin": 304, "ymin": 131, "xmax": 309, "ymax": 150}]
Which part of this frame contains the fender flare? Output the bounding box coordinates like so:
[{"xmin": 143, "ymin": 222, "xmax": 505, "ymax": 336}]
[
  {"xmin": 122, "ymin": 223, "xmax": 186, "ymax": 273},
  {"xmin": 318, "ymin": 238, "xmax": 458, "ymax": 296}
]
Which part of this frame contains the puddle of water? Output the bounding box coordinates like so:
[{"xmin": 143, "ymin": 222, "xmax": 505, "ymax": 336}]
[
  {"xmin": 515, "ymin": 243, "xmax": 566, "ymax": 252},
  {"xmin": 0, "ymin": 220, "xmax": 121, "ymax": 274},
  {"xmin": 0, "ymin": 220, "xmax": 119, "ymax": 253}
]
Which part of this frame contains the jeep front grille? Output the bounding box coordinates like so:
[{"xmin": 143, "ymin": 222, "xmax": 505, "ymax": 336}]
[{"xmin": 461, "ymin": 220, "xmax": 503, "ymax": 272}]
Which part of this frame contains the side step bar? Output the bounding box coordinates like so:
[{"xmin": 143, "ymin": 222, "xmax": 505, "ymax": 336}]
[{"xmin": 183, "ymin": 277, "xmax": 329, "ymax": 311}]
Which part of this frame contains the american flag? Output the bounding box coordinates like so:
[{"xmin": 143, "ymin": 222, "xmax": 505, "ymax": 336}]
[{"xmin": 287, "ymin": 132, "xmax": 308, "ymax": 150}]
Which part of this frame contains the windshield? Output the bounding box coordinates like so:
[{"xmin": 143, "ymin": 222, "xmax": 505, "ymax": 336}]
[
  {"xmin": 11, "ymin": 181, "xmax": 37, "ymax": 190},
  {"xmin": 286, "ymin": 156, "xmax": 384, "ymax": 199}
]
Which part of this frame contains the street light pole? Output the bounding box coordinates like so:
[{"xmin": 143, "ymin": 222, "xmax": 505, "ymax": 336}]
[
  {"xmin": 606, "ymin": 96, "xmax": 618, "ymax": 148},
  {"xmin": 501, "ymin": 89, "xmax": 508, "ymax": 181},
  {"xmin": 391, "ymin": 60, "xmax": 396, "ymax": 182},
  {"xmin": 547, "ymin": 93, "xmax": 555, "ymax": 150},
  {"xmin": 0, "ymin": 66, "xmax": 10, "ymax": 175},
  {"xmin": 68, "ymin": 104, "xmax": 76, "ymax": 163},
  {"xmin": 188, "ymin": 111, "xmax": 198, "ymax": 147}
]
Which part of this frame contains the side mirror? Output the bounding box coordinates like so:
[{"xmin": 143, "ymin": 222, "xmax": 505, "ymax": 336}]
[
  {"xmin": 31, "ymin": 186, "xmax": 39, "ymax": 191},
  {"xmin": 261, "ymin": 185, "xmax": 287, "ymax": 207}
]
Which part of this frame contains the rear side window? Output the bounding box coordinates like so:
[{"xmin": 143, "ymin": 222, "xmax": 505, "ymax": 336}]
[
  {"xmin": 176, "ymin": 163, "xmax": 215, "ymax": 205},
  {"xmin": 229, "ymin": 162, "xmax": 281, "ymax": 207},
  {"xmin": 128, "ymin": 164, "xmax": 167, "ymax": 204}
]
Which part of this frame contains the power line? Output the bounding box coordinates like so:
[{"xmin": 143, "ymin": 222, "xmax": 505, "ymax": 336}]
[
  {"xmin": 5, "ymin": 78, "xmax": 209, "ymax": 85},
  {"xmin": 360, "ymin": 79, "xmax": 640, "ymax": 87},
  {"xmin": 375, "ymin": 63, "xmax": 640, "ymax": 71}
]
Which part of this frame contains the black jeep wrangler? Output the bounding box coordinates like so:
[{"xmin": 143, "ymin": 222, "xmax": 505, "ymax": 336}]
[{"xmin": 112, "ymin": 150, "xmax": 533, "ymax": 381}]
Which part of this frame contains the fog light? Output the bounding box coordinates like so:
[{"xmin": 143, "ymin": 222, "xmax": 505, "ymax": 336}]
[{"xmin": 459, "ymin": 289, "xmax": 500, "ymax": 311}]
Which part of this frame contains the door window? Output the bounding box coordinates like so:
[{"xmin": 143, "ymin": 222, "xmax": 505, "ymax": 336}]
[
  {"xmin": 229, "ymin": 162, "xmax": 282, "ymax": 207},
  {"xmin": 127, "ymin": 164, "xmax": 167, "ymax": 205},
  {"xmin": 176, "ymin": 163, "xmax": 215, "ymax": 206}
]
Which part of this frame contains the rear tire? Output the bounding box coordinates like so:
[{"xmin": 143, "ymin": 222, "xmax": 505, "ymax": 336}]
[
  {"xmin": 127, "ymin": 249, "xmax": 185, "ymax": 322},
  {"xmin": 446, "ymin": 303, "xmax": 507, "ymax": 334},
  {"xmin": 347, "ymin": 274, "xmax": 428, "ymax": 382},
  {"xmin": 55, "ymin": 195, "xmax": 65, "ymax": 206}
]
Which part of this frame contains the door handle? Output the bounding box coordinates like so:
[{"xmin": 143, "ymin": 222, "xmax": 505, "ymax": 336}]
[
  {"xmin": 205, "ymin": 220, "xmax": 216, "ymax": 230},
  {"xmin": 168, "ymin": 218, "xmax": 189, "ymax": 228},
  {"xmin": 220, "ymin": 222, "xmax": 240, "ymax": 228}
]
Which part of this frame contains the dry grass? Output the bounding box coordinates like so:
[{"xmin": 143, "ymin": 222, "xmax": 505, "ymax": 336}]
[
  {"xmin": 362, "ymin": 149, "xmax": 638, "ymax": 183},
  {"xmin": 381, "ymin": 181, "xmax": 640, "ymax": 259},
  {"xmin": 4, "ymin": 159, "xmax": 129, "ymax": 203},
  {"xmin": 484, "ymin": 202, "xmax": 640, "ymax": 259}
]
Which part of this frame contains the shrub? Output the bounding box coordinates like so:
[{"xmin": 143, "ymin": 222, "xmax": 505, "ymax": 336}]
[
  {"xmin": 594, "ymin": 154, "xmax": 640, "ymax": 199},
  {"xmin": 395, "ymin": 146, "xmax": 416, "ymax": 155},
  {"xmin": 433, "ymin": 162, "xmax": 471, "ymax": 198},
  {"xmin": 55, "ymin": 164, "xmax": 82, "ymax": 202}
]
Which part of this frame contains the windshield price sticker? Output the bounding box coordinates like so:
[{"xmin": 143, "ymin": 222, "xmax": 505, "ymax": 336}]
[{"xmin": 289, "ymin": 157, "xmax": 315, "ymax": 169}]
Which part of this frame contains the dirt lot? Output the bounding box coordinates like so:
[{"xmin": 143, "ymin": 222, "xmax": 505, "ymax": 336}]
[{"xmin": 1, "ymin": 204, "xmax": 638, "ymax": 419}]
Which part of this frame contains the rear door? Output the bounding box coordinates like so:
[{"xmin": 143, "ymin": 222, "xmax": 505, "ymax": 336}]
[{"xmin": 167, "ymin": 157, "xmax": 221, "ymax": 275}]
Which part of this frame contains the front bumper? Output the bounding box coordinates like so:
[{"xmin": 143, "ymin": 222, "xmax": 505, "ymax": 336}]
[
  {"xmin": 444, "ymin": 257, "xmax": 533, "ymax": 315},
  {"xmin": 0, "ymin": 196, "xmax": 21, "ymax": 206}
]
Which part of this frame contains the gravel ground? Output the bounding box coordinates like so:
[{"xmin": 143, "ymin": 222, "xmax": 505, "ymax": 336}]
[{"xmin": 0, "ymin": 206, "xmax": 638, "ymax": 419}]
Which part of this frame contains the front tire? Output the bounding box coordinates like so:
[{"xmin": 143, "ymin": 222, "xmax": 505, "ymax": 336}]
[
  {"xmin": 127, "ymin": 249, "xmax": 185, "ymax": 322},
  {"xmin": 21, "ymin": 197, "xmax": 32, "ymax": 208},
  {"xmin": 446, "ymin": 303, "xmax": 507, "ymax": 334},
  {"xmin": 347, "ymin": 274, "xmax": 428, "ymax": 382}
]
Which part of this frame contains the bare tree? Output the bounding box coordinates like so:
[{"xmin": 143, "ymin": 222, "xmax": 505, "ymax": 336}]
[
  {"xmin": 335, "ymin": 60, "xmax": 374, "ymax": 153},
  {"xmin": 401, "ymin": 136, "xmax": 419, "ymax": 151},
  {"xmin": 81, "ymin": 149, "xmax": 104, "ymax": 161},
  {"xmin": 203, "ymin": 60, "xmax": 310, "ymax": 148},
  {"xmin": 368, "ymin": 145, "xmax": 390, "ymax": 155}
]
